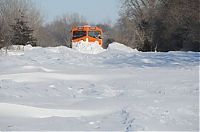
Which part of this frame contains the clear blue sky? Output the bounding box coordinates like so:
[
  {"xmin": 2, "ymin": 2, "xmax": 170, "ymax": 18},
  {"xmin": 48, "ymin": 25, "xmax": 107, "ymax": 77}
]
[{"xmin": 32, "ymin": 0, "xmax": 120, "ymax": 24}]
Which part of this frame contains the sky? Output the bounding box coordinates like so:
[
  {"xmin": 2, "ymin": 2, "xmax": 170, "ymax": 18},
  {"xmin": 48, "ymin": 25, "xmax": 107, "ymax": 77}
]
[{"xmin": 32, "ymin": 0, "xmax": 120, "ymax": 24}]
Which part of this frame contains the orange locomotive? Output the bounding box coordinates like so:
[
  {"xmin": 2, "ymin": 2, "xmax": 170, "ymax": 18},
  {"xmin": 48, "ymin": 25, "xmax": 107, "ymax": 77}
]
[{"xmin": 71, "ymin": 25, "xmax": 103, "ymax": 47}]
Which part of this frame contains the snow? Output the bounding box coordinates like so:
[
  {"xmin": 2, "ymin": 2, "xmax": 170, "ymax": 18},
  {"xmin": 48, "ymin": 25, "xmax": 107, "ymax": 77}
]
[
  {"xmin": 72, "ymin": 41, "xmax": 105, "ymax": 54},
  {"xmin": 108, "ymin": 42, "xmax": 138, "ymax": 53},
  {"xmin": 0, "ymin": 103, "xmax": 111, "ymax": 118},
  {"xmin": 0, "ymin": 43, "xmax": 199, "ymax": 131}
]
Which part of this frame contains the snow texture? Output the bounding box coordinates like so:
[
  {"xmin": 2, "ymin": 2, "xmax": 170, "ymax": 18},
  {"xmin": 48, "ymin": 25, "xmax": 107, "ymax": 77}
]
[
  {"xmin": 72, "ymin": 41, "xmax": 105, "ymax": 54},
  {"xmin": 0, "ymin": 42, "xmax": 199, "ymax": 131}
]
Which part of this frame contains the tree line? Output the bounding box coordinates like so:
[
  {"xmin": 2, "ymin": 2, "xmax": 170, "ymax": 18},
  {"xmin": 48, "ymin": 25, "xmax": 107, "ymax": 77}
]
[
  {"xmin": 0, "ymin": 0, "xmax": 199, "ymax": 52},
  {"xmin": 110, "ymin": 0, "xmax": 199, "ymax": 52}
]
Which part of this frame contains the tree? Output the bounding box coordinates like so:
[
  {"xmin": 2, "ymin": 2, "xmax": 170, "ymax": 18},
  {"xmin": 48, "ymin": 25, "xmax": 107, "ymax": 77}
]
[
  {"xmin": 11, "ymin": 11, "xmax": 36, "ymax": 46},
  {"xmin": 119, "ymin": 0, "xmax": 159, "ymax": 51},
  {"xmin": 118, "ymin": 0, "xmax": 200, "ymax": 52},
  {"xmin": 156, "ymin": 0, "xmax": 200, "ymax": 51},
  {"xmin": 39, "ymin": 13, "xmax": 87, "ymax": 47},
  {"xmin": 0, "ymin": 0, "xmax": 43, "ymax": 49}
]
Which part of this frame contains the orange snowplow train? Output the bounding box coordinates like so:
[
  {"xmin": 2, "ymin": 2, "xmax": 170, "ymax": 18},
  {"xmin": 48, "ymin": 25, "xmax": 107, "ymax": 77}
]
[{"xmin": 71, "ymin": 25, "xmax": 103, "ymax": 46}]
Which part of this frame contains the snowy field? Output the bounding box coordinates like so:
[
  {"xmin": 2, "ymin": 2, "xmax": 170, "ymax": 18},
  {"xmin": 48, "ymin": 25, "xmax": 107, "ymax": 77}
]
[{"xmin": 0, "ymin": 43, "xmax": 199, "ymax": 131}]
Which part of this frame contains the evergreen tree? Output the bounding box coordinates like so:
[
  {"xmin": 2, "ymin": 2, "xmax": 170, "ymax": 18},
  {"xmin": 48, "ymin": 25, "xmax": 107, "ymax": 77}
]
[{"xmin": 11, "ymin": 12, "xmax": 36, "ymax": 47}]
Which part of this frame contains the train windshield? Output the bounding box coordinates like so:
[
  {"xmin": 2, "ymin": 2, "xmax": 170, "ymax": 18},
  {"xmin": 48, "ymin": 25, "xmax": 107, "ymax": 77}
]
[
  {"xmin": 73, "ymin": 31, "xmax": 87, "ymax": 39},
  {"xmin": 88, "ymin": 31, "xmax": 101, "ymax": 39}
]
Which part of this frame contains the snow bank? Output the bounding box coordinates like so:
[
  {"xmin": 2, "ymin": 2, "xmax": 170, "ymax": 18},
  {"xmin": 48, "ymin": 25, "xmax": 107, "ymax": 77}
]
[
  {"xmin": 107, "ymin": 42, "xmax": 138, "ymax": 53},
  {"xmin": 71, "ymin": 41, "xmax": 138, "ymax": 54},
  {"xmin": 0, "ymin": 42, "xmax": 137, "ymax": 56},
  {"xmin": 0, "ymin": 43, "xmax": 199, "ymax": 69}
]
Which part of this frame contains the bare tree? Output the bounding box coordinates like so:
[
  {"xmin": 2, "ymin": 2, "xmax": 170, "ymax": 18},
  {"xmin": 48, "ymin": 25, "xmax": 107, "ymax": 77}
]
[
  {"xmin": 39, "ymin": 13, "xmax": 87, "ymax": 47},
  {"xmin": 118, "ymin": 0, "xmax": 199, "ymax": 51},
  {"xmin": 155, "ymin": 0, "xmax": 200, "ymax": 51},
  {"xmin": 119, "ymin": 0, "xmax": 160, "ymax": 51}
]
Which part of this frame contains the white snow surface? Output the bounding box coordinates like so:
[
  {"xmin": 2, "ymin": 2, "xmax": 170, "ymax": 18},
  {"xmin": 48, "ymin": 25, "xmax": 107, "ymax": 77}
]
[
  {"xmin": 108, "ymin": 42, "xmax": 138, "ymax": 53},
  {"xmin": 72, "ymin": 41, "xmax": 105, "ymax": 54},
  {"xmin": 0, "ymin": 43, "xmax": 199, "ymax": 131}
]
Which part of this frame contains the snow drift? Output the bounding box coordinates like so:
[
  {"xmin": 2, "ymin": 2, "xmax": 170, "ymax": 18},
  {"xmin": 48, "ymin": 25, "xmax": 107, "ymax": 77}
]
[
  {"xmin": 107, "ymin": 42, "xmax": 138, "ymax": 53},
  {"xmin": 0, "ymin": 103, "xmax": 111, "ymax": 118},
  {"xmin": 0, "ymin": 42, "xmax": 199, "ymax": 131}
]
